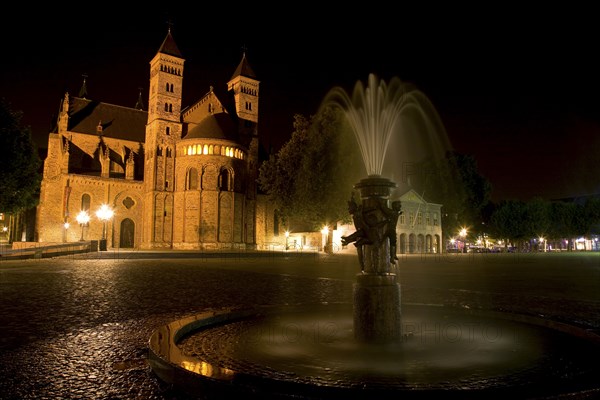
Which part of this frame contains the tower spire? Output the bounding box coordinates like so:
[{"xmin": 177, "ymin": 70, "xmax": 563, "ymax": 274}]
[
  {"xmin": 78, "ymin": 73, "xmax": 88, "ymax": 99},
  {"xmin": 135, "ymin": 87, "xmax": 145, "ymax": 110}
]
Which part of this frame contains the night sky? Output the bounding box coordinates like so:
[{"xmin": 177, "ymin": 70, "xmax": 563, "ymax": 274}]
[{"xmin": 2, "ymin": 6, "xmax": 599, "ymax": 202}]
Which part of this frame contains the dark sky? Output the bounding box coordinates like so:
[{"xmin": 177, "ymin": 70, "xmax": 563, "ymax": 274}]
[{"xmin": 2, "ymin": 6, "xmax": 599, "ymax": 202}]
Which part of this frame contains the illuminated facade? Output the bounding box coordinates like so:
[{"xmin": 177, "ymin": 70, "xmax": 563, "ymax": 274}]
[
  {"xmin": 396, "ymin": 189, "xmax": 443, "ymax": 253},
  {"xmin": 36, "ymin": 30, "xmax": 267, "ymax": 249}
]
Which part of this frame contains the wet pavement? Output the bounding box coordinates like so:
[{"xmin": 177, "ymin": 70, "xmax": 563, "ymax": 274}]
[{"xmin": 0, "ymin": 250, "xmax": 599, "ymax": 399}]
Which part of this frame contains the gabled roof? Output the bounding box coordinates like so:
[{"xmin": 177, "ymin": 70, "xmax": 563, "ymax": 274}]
[
  {"xmin": 230, "ymin": 52, "xmax": 256, "ymax": 80},
  {"xmin": 157, "ymin": 30, "xmax": 182, "ymax": 58},
  {"xmin": 68, "ymin": 97, "xmax": 147, "ymax": 143},
  {"xmin": 398, "ymin": 188, "xmax": 442, "ymax": 206}
]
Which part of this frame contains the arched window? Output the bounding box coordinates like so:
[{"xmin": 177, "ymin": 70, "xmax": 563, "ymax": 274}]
[
  {"xmin": 219, "ymin": 169, "xmax": 229, "ymax": 191},
  {"xmin": 157, "ymin": 147, "xmax": 162, "ymax": 156},
  {"xmin": 170, "ymin": 83, "xmax": 174, "ymax": 92},
  {"xmin": 166, "ymin": 83, "xmax": 169, "ymax": 92},
  {"xmin": 187, "ymin": 167, "xmax": 198, "ymax": 190},
  {"xmin": 166, "ymin": 148, "xmax": 172, "ymax": 158},
  {"xmin": 164, "ymin": 103, "xmax": 168, "ymax": 112},
  {"xmin": 81, "ymin": 194, "xmax": 91, "ymax": 211},
  {"xmin": 166, "ymin": 127, "xmax": 170, "ymax": 135},
  {"xmin": 169, "ymin": 104, "xmax": 173, "ymax": 112}
]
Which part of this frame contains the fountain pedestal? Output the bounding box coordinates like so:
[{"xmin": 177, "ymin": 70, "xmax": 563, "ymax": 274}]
[
  {"xmin": 343, "ymin": 175, "xmax": 402, "ymax": 343},
  {"xmin": 354, "ymin": 270, "xmax": 401, "ymax": 343}
]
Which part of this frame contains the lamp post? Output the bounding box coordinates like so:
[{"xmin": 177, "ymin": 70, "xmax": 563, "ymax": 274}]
[
  {"xmin": 459, "ymin": 227, "xmax": 468, "ymax": 253},
  {"xmin": 63, "ymin": 222, "xmax": 70, "ymax": 243},
  {"xmin": 539, "ymin": 237, "xmax": 546, "ymax": 252},
  {"xmin": 76, "ymin": 211, "xmax": 90, "ymax": 241},
  {"xmin": 96, "ymin": 204, "xmax": 114, "ymax": 251},
  {"xmin": 321, "ymin": 226, "xmax": 329, "ymax": 253}
]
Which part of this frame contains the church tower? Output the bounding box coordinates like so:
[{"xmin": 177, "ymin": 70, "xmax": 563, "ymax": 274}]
[
  {"xmin": 142, "ymin": 28, "xmax": 184, "ymax": 249},
  {"xmin": 227, "ymin": 52, "xmax": 259, "ymax": 124},
  {"xmin": 228, "ymin": 52, "xmax": 260, "ymax": 247}
]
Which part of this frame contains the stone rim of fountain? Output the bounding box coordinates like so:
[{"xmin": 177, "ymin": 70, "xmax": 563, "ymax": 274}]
[{"xmin": 148, "ymin": 302, "xmax": 600, "ymax": 399}]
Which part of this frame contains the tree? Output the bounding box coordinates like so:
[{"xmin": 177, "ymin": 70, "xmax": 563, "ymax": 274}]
[
  {"xmin": 257, "ymin": 114, "xmax": 310, "ymax": 222},
  {"xmin": 489, "ymin": 199, "xmax": 528, "ymax": 249},
  {"xmin": 549, "ymin": 201, "xmax": 588, "ymax": 251},
  {"xmin": 584, "ymin": 196, "xmax": 600, "ymax": 236},
  {"xmin": 0, "ymin": 98, "xmax": 42, "ymax": 241},
  {"xmin": 418, "ymin": 151, "xmax": 492, "ymax": 239},
  {"xmin": 523, "ymin": 197, "xmax": 552, "ymax": 240},
  {"xmin": 258, "ymin": 107, "xmax": 364, "ymax": 241}
]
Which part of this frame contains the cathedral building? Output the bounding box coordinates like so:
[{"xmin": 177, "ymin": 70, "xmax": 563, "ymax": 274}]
[{"xmin": 35, "ymin": 29, "xmax": 270, "ymax": 250}]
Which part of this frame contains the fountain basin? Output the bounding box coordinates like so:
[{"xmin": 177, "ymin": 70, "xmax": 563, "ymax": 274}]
[{"xmin": 148, "ymin": 303, "xmax": 600, "ymax": 399}]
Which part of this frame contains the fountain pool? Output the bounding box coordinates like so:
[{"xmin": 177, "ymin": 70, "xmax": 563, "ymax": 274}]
[{"xmin": 149, "ymin": 302, "xmax": 600, "ymax": 399}]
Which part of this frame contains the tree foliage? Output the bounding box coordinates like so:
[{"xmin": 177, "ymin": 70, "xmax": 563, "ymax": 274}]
[
  {"xmin": 257, "ymin": 107, "xmax": 364, "ymax": 230},
  {"xmin": 489, "ymin": 199, "xmax": 528, "ymax": 246},
  {"xmin": 417, "ymin": 151, "xmax": 492, "ymax": 237},
  {"xmin": 0, "ymin": 98, "xmax": 42, "ymax": 213},
  {"xmin": 489, "ymin": 196, "xmax": 600, "ymax": 251}
]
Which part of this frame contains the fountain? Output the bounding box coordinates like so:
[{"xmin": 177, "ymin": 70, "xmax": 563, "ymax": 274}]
[{"xmin": 148, "ymin": 75, "xmax": 600, "ymax": 399}]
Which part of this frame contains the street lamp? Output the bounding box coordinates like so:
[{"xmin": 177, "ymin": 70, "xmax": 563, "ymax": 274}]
[
  {"xmin": 76, "ymin": 211, "xmax": 90, "ymax": 241},
  {"xmin": 96, "ymin": 204, "xmax": 114, "ymax": 251},
  {"xmin": 63, "ymin": 222, "xmax": 70, "ymax": 242},
  {"xmin": 459, "ymin": 227, "xmax": 468, "ymax": 253},
  {"xmin": 321, "ymin": 226, "xmax": 329, "ymax": 253},
  {"xmin": 539, "ymin": 237, "xmax": 546, "ymax": 252}
]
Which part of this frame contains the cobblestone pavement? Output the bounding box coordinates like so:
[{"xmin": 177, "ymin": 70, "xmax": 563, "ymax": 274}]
[{"xmin": 0, "ymin": 250, "xmax": 599, "ymax": 399}]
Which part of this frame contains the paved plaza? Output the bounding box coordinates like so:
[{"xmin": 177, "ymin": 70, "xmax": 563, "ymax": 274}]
[{"xmin": 0, "ymin": 250, "xmax": 599, "ymax": 399}]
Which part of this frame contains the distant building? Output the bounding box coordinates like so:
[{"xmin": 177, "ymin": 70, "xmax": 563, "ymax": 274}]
[
  {"xmin": 35, "ymin": 29, "xmax": 271, "ymax": 249},
  {"xmin": 395, "ymin": 188, "xmax": 443, "ymax": 253}
]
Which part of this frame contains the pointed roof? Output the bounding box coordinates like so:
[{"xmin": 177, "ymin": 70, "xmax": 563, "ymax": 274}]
[
  {"xmin": 78, "ymin": 74, "xmax": 88, "ymax": 99},
  {"xmin": 157, "ymin": 29, "xmax": 182, "ymax": 58},
  {"xmin": 230, "ymin": 52, "xmax": 257, "ymax": 80},
  {"xmin": 135, "ymin": 88, "xmax": 145, "ymax": 110}
]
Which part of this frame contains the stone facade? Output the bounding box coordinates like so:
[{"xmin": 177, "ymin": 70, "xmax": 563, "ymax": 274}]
[
  {"xmin": 36, "ymin": 30, "xmax": 268, "ymax": 250},
  {"xmin": 395, "ymin": 188, "xmax": 443, "ymax": 253}
]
